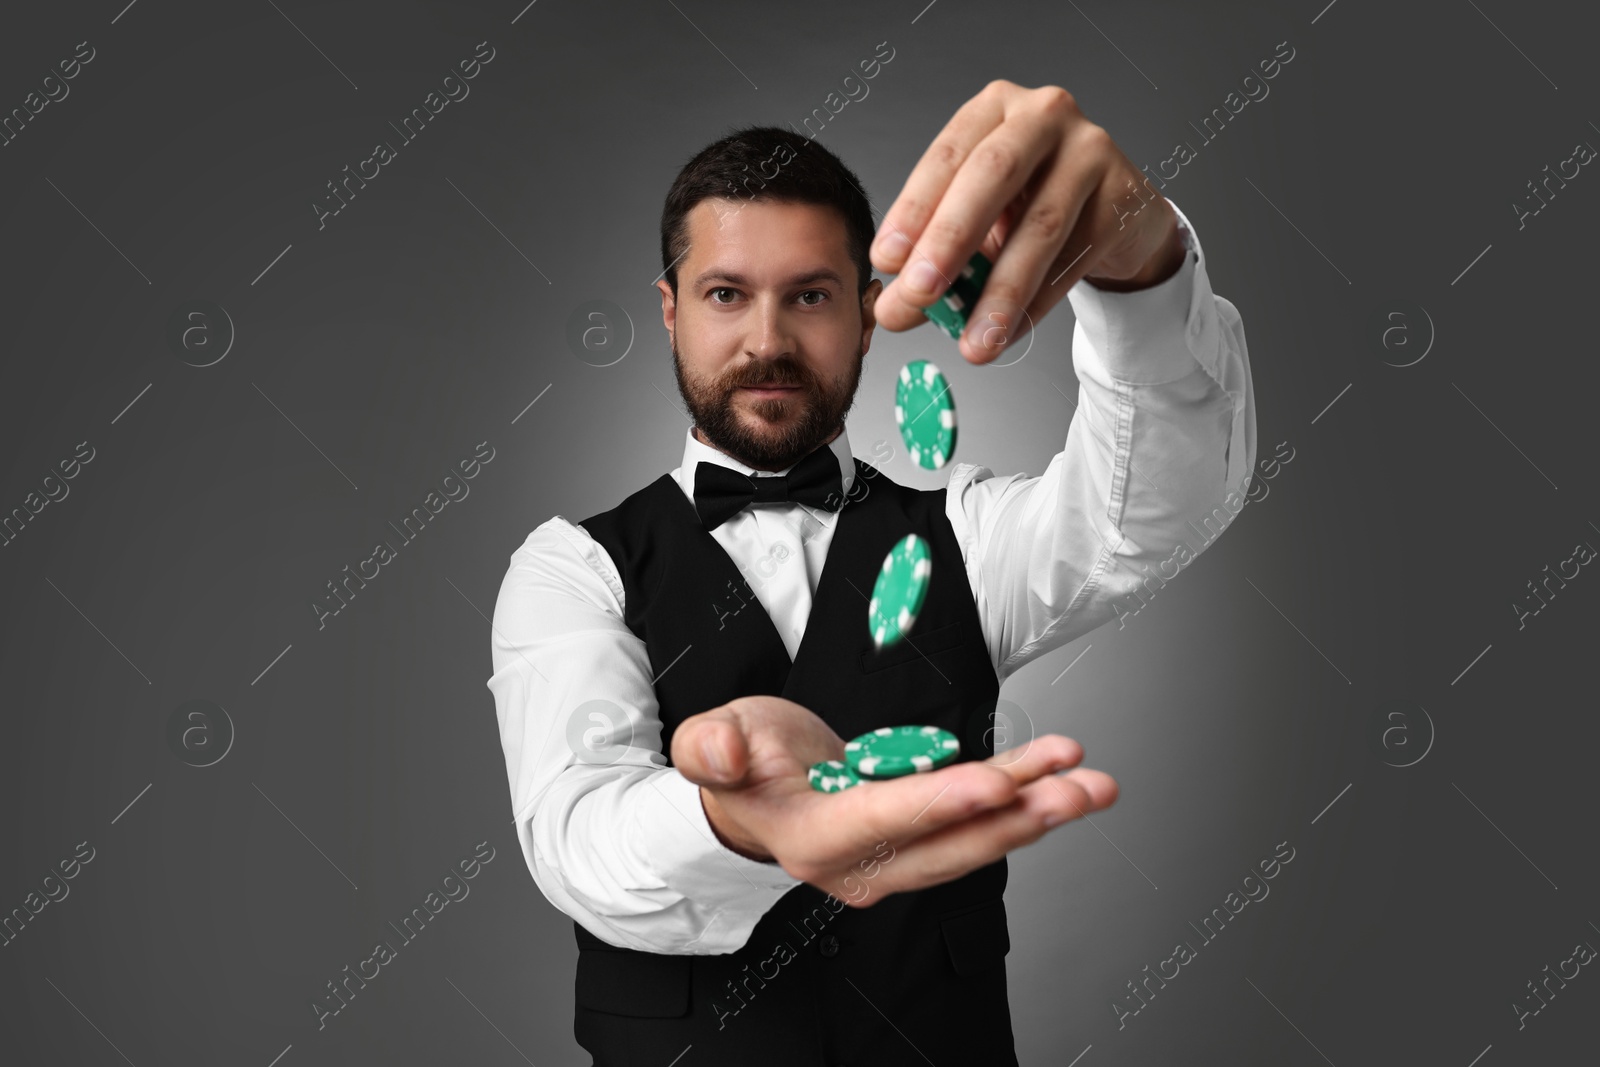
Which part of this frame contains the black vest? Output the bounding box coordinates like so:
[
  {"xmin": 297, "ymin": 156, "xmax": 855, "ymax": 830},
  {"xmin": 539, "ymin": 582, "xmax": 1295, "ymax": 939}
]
[{"xmin": 572, "ymin": 457, "xmax": 1017, "ymax": 1067}]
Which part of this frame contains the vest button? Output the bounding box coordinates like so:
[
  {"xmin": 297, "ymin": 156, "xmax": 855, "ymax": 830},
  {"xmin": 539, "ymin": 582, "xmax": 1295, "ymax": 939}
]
[{"xmin": 819, "ymin": 934, "xmax": 841, "ymax": 958}]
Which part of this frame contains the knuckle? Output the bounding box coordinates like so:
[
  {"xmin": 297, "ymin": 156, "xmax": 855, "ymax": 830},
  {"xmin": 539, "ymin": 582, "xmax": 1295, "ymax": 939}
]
[
  {"xmin": 1022, "ymin": 200, "xmax": 1070, "ymax": 245},
  {"xmin": 974, "ymin": 770, "xmax": 1018, "ymax": 808},
  {"xmin": 894, "ymin": 196, "xmax": 934, "ymax": 237},
  {"xmin": 1077, "ymin": 122, "xmax": 1113, "ymax": 152},
  {"xmin": 925, "ymin": 213, "xmax": 966, "ymax": 246},
  {"xmin": 926, "ymin": 138, "xmax": 964, "ymax": 177},
  {"xmin": 972, "ymin": 141, "xmax": 1020, "ymax": 185},
  {"xmin": 1057, "ymin": 778, "xmax": 1091, "ymax": 816},
  {"xmin": 1037, "ymin": 85, "xmax": 1076, "ymax": 115}
]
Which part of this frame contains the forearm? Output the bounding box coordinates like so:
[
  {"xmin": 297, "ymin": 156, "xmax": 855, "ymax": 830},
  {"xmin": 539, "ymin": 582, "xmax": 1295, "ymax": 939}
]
[
  {"xmin": 489, "ymin": 518, "xmax": 799, "ymax": 955},
  {"xmin": 950, "ymin": 199, "xmax": 1257, "ymax": 676},
  {"xmin": 519, "ymin": 763, "xmax": 797, "ymax": 954},
  {"xmin": 1045, "ymin": 202, "xmax": 1257, "ymax": 636}
]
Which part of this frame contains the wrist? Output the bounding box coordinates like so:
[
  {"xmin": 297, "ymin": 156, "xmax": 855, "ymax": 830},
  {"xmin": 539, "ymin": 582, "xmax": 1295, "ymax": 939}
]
[{"xmin": 1086, "ymin": 208, "xmax": 1186, "ymax": 293}]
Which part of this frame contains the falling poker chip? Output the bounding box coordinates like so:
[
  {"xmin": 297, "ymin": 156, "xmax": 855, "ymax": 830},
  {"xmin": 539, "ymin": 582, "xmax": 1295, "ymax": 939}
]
[
  {"xmin": 894, "ymin": 359, "xmax": 957, "ymax": 470},
  {"xmin": 808, "ymin": 759, "xmax": 861, "ymax": 793},
  {"xmin": 867, "ymin": 533, "xmax": 931, "ymax": 650},
  {"xmin": 844, "ymin": 725, "xmax": 961, "ymax": 779}
]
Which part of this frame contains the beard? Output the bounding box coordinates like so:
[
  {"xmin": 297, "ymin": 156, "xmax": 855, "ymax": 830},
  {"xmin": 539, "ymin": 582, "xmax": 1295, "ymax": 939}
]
[{"xmin": 671, "ymin": 333, "xmax": 863, "ymax": 471}]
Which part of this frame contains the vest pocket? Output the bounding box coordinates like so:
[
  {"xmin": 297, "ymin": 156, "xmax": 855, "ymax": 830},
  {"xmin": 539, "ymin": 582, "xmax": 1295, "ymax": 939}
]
[
  {"xmin": 858, "ymin": 620, "xmax": 970, "ymax": 673},
  {"xmin": 939, "ymin": 897, "xmax": 1011, "ymax": 977},
  {"xmin": 574, "ymin": 945, "xmax": 693, "ymax": 1017}
]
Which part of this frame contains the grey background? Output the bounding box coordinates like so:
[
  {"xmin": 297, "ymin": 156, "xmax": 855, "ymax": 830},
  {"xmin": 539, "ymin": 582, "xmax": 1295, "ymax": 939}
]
[{"xmin": 1, "ymin": 0, "xmax": 1595, "ymax": 1063}]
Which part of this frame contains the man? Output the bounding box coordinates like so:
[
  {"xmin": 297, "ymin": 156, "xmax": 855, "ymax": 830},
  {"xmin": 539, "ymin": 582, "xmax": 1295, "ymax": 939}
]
[{"xmin": 489, "ymin": 80, "xmax": 1256, "ymax": 1065}]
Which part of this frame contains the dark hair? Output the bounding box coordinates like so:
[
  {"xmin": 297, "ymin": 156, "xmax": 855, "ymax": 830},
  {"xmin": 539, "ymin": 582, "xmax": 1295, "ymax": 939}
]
[{"xmin": 659, "ymin": 125, "xmax": 877, "ymax": 300}]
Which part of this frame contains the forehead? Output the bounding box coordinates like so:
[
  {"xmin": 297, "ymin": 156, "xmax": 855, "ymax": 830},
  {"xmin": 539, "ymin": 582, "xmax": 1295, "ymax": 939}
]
[{"xmin": 681, "ymin": 198, "xmax": 854, "ymax": 284}]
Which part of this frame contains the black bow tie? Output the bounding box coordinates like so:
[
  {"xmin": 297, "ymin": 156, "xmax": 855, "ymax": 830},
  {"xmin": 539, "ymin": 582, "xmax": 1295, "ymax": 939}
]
[{"xmin": 693, "ymin": 446, "xmax": 845, "ymax": 530}]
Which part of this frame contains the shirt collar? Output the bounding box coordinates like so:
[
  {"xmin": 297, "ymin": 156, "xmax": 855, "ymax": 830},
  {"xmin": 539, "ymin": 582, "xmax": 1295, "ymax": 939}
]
[{"xmin": 673, "ymin": 424, "xmax": 857, "ymax": 506}]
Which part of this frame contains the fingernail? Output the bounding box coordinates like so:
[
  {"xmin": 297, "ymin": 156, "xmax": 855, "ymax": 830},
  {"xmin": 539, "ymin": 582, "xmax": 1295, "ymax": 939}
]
[
  {"xmin": 1044, "ymin": 810, "xmax": 1069, "ymax": 828},
  {"xmin": 701, "ymin": 739, "xmax": 729, "ymax": 779},
  {"xmin": 905, "ymin": 258, "xmax": 943, "ymax": 295},
  {"xmin": 966, "ymin": 306, "xmax": 1008, "ymax": 352},
  {"xmin": 876, "ymin": 230, "xmax": 910, "ymax": 260}
]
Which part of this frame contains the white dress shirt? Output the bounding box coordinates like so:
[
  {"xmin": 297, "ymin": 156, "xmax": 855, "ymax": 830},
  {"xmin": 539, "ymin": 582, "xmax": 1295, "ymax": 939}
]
[{"xmin": 488, "ymin": 198, "xmax": 1256, "ymax": 954}]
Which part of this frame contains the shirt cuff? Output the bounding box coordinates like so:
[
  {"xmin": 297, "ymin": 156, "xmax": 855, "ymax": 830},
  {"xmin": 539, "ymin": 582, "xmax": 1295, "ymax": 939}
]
[
  {"xmin": 1065, "ymin": 197, "xmax": 1206, "ymax": 385},
  {"xmin": 631, "ymin": 768, "xmax": 801, "ymax": 934}
]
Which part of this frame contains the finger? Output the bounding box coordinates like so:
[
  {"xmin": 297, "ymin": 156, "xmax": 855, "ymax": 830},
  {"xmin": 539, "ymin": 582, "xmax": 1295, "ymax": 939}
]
[
  {"xmin": 870, "ymin": 86, "xmax": 1008, "ymax": 278},
  {"xmin": 1064, "ymin": 766, "xmax": 1119, "ymax": 810},
  {"xmin": 842, "ymin": 768, "xmax": 1116, "ymax": 902},
  {"xmin": 985, "ymin": 732, "xmax": 1084, "ymax": 780},
  {"xmin": 875, "ymin": 90, "xmax": 1073, "ymax": 334},
  {"xmin": 782, "ymin": 761, "xmax": 1015, "ymax": 881},
  {"xmin": 958, "ymin": 124, "xmax": 1109, "ymax": 365},
  {"xmin": 669, "ymin": 706, "xmax": 751, "ymax": 787},
  {"xmin": 789, "ymin": 737, "xmax": 1086, "ymax": 874},
  {"xmin": 1013, "ymin": 176, "xmax": 1127, "ymax": 333}
]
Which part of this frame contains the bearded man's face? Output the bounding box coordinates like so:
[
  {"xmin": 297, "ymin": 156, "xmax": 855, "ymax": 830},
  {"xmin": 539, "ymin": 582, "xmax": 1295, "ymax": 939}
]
[{"xmin": 657, "ymin": 198, "xmax": 881, "ymax": 470}]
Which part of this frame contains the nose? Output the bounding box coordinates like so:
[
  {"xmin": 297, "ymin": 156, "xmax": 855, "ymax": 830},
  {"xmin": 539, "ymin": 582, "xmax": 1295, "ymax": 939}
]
[{"xmin": 746, "ymin": 294, "xmax": 798, "ymax": 361}]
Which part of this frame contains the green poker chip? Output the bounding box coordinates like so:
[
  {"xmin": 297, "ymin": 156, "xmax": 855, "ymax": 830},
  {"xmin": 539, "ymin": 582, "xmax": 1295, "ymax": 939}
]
[
  {"xmin": 895, "ymin": 359, "xmax": 957, "ymax": 470},
  {"xmin": 844, "ymin": 725, "xmax": 961, "ymax": 779},
  {"xmin": 868, "ymin": 533, "xmax": 931, "ymax": 649},
  {"xmin": 921, "ymin": 250, "xmax": 993, "ymax": 340},
  {"xmin": 808, "ymin": 759, "xmax": 861, "ymax": 793},
  {"xmin": 921, "ymin": 296, "xmax": 967, "ymax": 340}
]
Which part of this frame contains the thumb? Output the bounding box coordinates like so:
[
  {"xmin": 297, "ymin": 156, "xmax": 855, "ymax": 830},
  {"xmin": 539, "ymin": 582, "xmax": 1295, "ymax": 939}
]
[{"xmin": 671, "ymin": 706, "xmax": 750, "ymax": 787}]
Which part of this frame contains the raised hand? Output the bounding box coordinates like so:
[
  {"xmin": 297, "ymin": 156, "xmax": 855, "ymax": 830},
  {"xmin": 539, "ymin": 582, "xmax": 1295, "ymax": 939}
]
[{"xmin": 869, "ymin": 79, "xmax": 1187, "ymax": 364}]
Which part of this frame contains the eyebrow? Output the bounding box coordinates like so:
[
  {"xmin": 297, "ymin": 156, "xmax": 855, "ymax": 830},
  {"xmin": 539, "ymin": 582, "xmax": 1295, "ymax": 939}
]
[{"xmin": 691, "ymin": 268, "xmax": 847, "ymax": 291}]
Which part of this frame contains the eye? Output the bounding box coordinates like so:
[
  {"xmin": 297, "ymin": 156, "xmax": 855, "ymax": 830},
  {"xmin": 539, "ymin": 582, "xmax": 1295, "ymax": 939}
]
[
  {"xmin": 797, "ymin": 289, "xmax": 828, "ymax": 307},
  {"xmin": 709, "ymin": 287, "xmax": 738, "ymax": 304}
]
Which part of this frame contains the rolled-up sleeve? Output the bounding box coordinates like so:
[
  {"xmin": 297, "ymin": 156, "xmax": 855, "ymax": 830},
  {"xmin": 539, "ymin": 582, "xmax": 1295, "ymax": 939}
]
[
  {"xmin": 946, "ymin": 198, "xmax": 1257, "ymax": 680},
  {"xmin": 487, "ymin": 517, "xmax": 799, "ymax": 954}
]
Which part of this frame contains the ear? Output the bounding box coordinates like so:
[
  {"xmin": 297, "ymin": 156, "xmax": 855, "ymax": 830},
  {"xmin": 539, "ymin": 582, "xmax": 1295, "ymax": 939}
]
[
  {"xmin": 860, "ymin": 277, "xmax": 883, "ymax": 354},
  {"xmin": 656, "ymin": 279, "xmax": 677, "ymax": 340}
]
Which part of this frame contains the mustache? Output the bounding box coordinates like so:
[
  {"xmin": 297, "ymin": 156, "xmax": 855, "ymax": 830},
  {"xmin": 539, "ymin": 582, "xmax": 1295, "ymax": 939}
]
[{"xmin": 727, "ymin": 361, "xmax": 811, "ymax": 389}]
